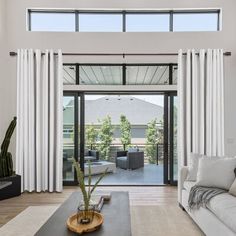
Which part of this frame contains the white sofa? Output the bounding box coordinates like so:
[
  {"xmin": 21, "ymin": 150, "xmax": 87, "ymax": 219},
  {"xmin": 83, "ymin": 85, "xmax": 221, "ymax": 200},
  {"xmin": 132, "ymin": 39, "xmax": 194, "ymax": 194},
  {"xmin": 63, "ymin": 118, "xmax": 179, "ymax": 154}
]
[{"xmin": 179, "ymin": 166, "xmax": 236, "ymax": 236}]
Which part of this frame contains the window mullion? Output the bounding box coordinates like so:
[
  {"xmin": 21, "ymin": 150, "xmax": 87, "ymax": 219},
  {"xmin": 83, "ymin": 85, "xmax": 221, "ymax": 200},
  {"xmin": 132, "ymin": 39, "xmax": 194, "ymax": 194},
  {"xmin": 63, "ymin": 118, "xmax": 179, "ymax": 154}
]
[
  {"xmin": 123, "ymin": 11, "xmax": 126, "ymax": 32},
  {"xmin": 28, "ymin": 10, "xmax": 32, "ymax": 31},
  {"xmin": 75, "ymin": 10, "xmax": 79, "ymax": 32},
  {"xmin": 122, "ymin": 64, "xmax": 126, "ymax": 85},
  {"xmin": 170, "ymin": 11, "xmax": 173, "ymax": 32}
]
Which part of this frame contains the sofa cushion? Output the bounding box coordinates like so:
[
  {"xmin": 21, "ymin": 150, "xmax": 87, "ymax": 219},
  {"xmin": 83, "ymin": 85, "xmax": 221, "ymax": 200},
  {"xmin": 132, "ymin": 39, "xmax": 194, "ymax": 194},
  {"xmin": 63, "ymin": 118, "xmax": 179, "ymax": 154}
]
[
  {"xmin": 186, "ymin": 154, "xmax": 224, "ymax": 181},
  {"xmin": 187, "ymin": 153, "xmax": 205, "ymax": 181},
  {"xmin": 229, "ymin": 179, "xmax": 236, "ymax": 197},
  {"xmin": 229, "ymin": 169, "xmax": 236, "ymax": 197},
  {"xmin": 208, "ymin": 193, "xmax": 236, "ymax": 233},
  {"xmin": 183, "ymin": 181, "xmax": 196, "ymax": 193},
  {"xmin": 196, "ymin": 157, "xmax": 236, "ymax": 190}
]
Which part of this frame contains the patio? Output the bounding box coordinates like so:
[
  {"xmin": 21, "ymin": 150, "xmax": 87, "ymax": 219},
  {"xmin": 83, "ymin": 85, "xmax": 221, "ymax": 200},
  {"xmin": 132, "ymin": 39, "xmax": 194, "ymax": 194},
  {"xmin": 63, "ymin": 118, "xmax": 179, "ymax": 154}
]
[{"xmin": 85, "ymin": 163, "xmax": 164, "ymax": 185}]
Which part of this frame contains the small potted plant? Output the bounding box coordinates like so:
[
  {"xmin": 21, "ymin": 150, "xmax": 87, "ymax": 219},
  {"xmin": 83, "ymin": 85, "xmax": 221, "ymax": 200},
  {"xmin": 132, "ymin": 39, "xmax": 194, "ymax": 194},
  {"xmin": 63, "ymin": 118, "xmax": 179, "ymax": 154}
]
[{"xmin": 73, "ymin": 160, "xmax": 108, "ymax": 224}]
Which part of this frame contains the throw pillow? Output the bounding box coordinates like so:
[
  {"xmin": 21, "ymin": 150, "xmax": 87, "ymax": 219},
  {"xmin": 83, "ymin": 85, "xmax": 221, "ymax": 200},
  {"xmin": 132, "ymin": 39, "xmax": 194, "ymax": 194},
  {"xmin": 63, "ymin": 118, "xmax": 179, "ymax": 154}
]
[
  {"xmin": 187, "ymin": 153, "xmax": 205, "ymax": 181},
  {"xmin": 196, "ymin": 157, "xmax": 236, "ymax": 190},
  {"xmin": 229, "ymin": 168, "xmax": 236, "ymax": 196}
]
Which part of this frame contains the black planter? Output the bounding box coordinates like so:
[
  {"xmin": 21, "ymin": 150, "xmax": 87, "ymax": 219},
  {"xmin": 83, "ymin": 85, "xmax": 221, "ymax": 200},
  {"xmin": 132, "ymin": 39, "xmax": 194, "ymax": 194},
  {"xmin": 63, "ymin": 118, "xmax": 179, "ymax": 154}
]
[{"xmin": 0, "ymin": 175, "xmax": 21, "ymax": 200}]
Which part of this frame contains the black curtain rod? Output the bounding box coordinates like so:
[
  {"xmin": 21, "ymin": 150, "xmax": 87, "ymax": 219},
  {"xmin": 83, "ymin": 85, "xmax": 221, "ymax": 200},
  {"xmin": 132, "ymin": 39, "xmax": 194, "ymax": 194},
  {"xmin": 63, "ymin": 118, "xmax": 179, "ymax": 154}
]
[{"xmin": 9, "ymin": 51, "xmax": 232, "ymax": 57}]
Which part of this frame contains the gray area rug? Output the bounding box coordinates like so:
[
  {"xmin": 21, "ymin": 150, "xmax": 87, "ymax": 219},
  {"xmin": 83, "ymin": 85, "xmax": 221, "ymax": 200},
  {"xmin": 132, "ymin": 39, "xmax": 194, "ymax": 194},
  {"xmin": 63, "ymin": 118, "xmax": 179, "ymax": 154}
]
[
  {"xmin": 0, "ymin": 206, "xmax": 59, "ymax": 236},
  {"xmin": 0, "ymin": 205, "xmax": 203, "ymax": 236},
  {"xmin": 131, "ymin": 206, "xmax": 203, "ymax": 236}
]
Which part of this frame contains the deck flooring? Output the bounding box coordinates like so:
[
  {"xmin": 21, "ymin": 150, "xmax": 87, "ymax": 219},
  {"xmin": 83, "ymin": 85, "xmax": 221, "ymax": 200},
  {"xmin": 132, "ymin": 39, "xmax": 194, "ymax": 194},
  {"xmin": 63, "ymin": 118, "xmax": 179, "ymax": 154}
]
[{"xmin": 85, "ymin": 163, "xmax": 164, "ymax": 185}]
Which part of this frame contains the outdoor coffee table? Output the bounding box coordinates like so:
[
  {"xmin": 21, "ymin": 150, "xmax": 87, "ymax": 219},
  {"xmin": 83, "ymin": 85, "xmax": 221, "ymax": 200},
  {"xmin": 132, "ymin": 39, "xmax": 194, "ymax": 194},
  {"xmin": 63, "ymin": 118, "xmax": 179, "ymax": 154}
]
[
  {"xmin": 84, "ymin": 161, "xmax": 116, "ymax": 176},
  {"xmin": 35, "ymin": 191, "xmax": 132, "ymax": 236}
]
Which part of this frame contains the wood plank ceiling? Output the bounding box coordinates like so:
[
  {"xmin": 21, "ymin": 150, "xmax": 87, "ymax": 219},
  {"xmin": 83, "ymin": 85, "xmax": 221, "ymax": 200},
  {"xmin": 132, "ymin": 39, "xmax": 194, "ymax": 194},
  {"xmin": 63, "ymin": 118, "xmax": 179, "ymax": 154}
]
[{"xmin": 63, "ymin": 65, "xmax": 177, "ymax": 85}]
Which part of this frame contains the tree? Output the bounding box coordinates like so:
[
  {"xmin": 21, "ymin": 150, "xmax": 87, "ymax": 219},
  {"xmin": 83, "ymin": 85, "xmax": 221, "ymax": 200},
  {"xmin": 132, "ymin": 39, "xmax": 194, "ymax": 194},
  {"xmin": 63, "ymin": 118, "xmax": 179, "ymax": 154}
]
[
  {"xmin": 157, "ymin": 119, "xmax": 164, "ymax": 144},
  {"xmin": 145, "ymin": 119, "xmax": 158, "ymax": 164},
  {"xmin": 85, "ymin": 124, "xmax": 98, "ymax": 150},
  {"xmin": 98, "ymin": 116, "xmax": 114, "ymax": 161},
  {"xmin": 120, "ymin": 115, "xmax": 131, "ymax": 151}
]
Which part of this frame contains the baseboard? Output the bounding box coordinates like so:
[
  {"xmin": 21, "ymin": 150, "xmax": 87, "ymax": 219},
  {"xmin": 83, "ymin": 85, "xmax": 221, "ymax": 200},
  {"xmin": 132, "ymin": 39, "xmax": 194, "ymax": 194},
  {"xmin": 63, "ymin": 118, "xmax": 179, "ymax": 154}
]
[{"xmin": 178, "ymin": 203, "xmax": 186, "ymax": 211}]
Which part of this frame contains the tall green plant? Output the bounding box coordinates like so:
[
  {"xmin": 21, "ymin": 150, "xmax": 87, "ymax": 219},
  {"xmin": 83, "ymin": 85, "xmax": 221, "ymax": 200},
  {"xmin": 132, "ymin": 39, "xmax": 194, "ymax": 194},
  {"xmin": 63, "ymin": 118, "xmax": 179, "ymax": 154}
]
[
  {"xmin": 0, "ymin": 117, "xmax": 17, "ymax": 178},
  {"xmin": 120, "ymin": 115, "xmax": 131, "ymax": 151},
  {"xmin": 85, "ymin": 125, "xmax": 98, "ymax": 150},
  {"xmin": 98, "ymin": 116, "xmax": 113, "ymax": 161},
  {"xmin": 157, "ymin": 119, "xmax": 164, "ymax": 144},
  {"xmin": 145, "ymin": 119, "xmax": 158, "ymax": 164},
  {"xmin": 73, "ymin": 160, "xmax": 108, "ymax": 212}
]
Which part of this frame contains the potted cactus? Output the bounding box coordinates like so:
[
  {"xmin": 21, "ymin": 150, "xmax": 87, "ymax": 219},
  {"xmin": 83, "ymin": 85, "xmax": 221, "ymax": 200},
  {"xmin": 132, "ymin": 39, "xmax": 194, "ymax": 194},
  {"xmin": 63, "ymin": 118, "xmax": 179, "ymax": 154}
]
[{"xmin": 0, "ymin": 117, "xmax": 21, "ymax": 200}]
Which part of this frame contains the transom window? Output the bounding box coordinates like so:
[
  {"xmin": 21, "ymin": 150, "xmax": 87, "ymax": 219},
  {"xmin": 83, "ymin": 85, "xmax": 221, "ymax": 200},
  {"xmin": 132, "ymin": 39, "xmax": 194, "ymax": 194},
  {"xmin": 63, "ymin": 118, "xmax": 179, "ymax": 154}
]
[
  {"xmin": 29, "ymin": 12, "xmax": 75, "ymax": 32},
  {"xmin": 63, "ymin": 64, "xmax": 178, "ymax": 85},
  {"xmin": 28, "ymin": 9, "xmax": 220, "ymax": 32},
  {"xmin": 79, "ymin": 13, "xmax": 123, "ymax": 32},
  {"xmin": 173, "ymin": 12, "xmax": 219, "ymax": 32},
  {"xmin": 126, "ymin": 13, "xmax": 170, "ymax": 32}
]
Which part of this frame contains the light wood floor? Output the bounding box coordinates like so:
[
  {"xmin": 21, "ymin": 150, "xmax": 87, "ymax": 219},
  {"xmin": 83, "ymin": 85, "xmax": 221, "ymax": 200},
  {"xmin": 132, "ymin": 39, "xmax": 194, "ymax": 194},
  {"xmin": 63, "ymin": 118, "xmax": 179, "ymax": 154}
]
[{"xmin": 0, "ymin": 186, "xmax": 203, "ymax": 235}]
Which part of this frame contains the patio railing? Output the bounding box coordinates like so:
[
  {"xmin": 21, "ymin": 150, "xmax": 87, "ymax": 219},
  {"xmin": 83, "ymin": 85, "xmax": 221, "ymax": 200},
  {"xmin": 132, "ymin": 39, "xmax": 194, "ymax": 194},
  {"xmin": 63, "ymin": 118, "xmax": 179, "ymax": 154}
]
[{"xmin": 63, "ymin": 143, "xmax": 171, "ymax": 165}]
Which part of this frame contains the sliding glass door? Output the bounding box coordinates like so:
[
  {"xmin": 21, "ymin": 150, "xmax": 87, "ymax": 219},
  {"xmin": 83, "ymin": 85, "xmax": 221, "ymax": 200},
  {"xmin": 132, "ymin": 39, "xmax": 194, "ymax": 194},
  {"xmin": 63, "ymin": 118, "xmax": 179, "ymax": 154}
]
[{"xmin": 63, "ymin": 92, "xmax": 177, "ymax": 186}]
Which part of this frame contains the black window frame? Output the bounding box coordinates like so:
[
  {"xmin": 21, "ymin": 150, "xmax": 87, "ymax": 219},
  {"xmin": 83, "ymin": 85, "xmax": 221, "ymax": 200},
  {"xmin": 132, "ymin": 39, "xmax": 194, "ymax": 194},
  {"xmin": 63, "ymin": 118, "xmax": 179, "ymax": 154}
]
[
  {"xmin": 63, "ymin": 63, "xmax": 178, "ymax": 86},
  {"xmin": 28, "ymin": 9, "xmax": 221, "ymax": 32}
]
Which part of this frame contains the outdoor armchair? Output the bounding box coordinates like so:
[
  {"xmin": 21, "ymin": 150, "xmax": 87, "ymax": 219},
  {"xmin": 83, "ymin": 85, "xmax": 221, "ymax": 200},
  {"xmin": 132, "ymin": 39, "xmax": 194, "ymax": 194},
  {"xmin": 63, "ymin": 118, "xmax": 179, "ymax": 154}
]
[{"xmin": 116, "ymin": 150, "xmax": 144, "ymax": 170}]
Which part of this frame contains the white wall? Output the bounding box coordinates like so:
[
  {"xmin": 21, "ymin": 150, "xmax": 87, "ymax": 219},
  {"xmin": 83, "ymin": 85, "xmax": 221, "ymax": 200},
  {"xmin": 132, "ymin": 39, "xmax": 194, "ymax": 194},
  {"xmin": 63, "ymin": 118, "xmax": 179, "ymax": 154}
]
[
  {"xmin": 1, "ymin": 0, "xmax": 236, "ymax": 161},
  {"xmin": 0, "ymin": 0, "xmax": 11, "ymax": 149}
]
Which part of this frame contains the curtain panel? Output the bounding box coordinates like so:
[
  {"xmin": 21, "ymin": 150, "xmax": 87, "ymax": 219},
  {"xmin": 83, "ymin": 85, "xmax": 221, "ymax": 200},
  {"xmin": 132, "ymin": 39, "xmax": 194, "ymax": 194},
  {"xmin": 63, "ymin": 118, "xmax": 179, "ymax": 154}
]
[
  {"xmin": 178, "ymin": 49, "xmax": 225, "ymax": 167},
  {"xmin": 16, "ymin": 49, "xmax": 63, "ymax": 192}
]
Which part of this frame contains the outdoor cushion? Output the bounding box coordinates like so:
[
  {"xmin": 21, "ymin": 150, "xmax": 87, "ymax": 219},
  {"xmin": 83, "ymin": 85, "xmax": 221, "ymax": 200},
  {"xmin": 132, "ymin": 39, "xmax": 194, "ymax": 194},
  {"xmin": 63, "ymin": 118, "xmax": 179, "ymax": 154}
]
[
  {"xmin": 207, "ymin": 193, "xmax": 236, "ymax": 233},
  {"xmin": 117, "ymin": 156, "xmax": 127, "ymax": 161},
  {"xmin": 84, "ymin": 150, "xmax": 89, "ymax": 156},
  {"xmin": 128, "ymin": 147, "xmax": 139, "ymax": 152},
  {"xmin": 183, "ymin": 181, "xmax": 196, "ymax": 193},
  {"xmin": 84, "ymin": 156, "xmax": 96, "ymax": 161}
]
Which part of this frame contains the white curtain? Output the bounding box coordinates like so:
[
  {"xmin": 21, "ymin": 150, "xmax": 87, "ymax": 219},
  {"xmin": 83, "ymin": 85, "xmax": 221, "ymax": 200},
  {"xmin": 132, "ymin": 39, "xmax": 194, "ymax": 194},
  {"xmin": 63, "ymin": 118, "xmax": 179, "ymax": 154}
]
[
  {"xmin": 16, "ymin": 49, "xmax": 63, "ymax": 192},
  {"xmin": 178, "ymin": 49, "xmax": 225, "ymax": 167}
]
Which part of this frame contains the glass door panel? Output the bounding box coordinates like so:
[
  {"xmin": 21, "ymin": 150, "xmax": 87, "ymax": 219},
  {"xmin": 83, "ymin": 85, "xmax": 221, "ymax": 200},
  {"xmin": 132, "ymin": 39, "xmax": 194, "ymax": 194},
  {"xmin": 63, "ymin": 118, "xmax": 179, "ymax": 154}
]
[
  {"xmin": 84, "ymin": 94, "xmax": 165, "ymax": 185},
  {"xmin": 63, "ymin": 94, "xmax": 81, "ymax": 184},
  {"xmin": 169, "ymin": 94, "xmax": 178, "ymax": 185},
  {"xmin": 173, "ymin": 96, "xmax": 178, "ymax": 182},
  {"xmin": 63, "ymin": 95, "xmax": 75, "ymax": 182}
]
